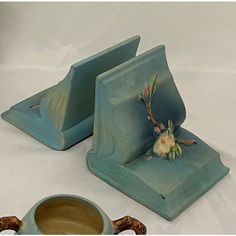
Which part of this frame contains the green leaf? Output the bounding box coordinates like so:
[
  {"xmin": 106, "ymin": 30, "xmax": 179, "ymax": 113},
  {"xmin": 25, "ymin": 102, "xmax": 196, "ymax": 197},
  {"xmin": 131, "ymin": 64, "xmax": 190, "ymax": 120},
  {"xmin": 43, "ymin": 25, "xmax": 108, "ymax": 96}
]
[
  {"xmin": 175, "ymin": 143, "xmax": 182, "ymax": 156},
  {"xmin": 148, "ymin": 74, "xmax": 158, "ymax": 100},
  {"xmin": 172, "ymin": 150, "xmax": 176, "ymax": 160},
  {"xmin": 169, "ymin": 148, "xmax": 176, "ymax": 160},
  {"xmin": 151, "ymin": 74, "xmax": 158, "ymax": 96},
  {"xmin": 168, "ymin": 120, "xmax": 173, "ymax": 131}
]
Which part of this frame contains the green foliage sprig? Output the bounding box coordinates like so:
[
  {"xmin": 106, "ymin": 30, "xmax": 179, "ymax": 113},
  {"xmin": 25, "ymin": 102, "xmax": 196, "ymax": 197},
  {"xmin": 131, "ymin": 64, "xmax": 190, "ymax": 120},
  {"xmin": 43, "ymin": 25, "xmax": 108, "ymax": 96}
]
[{"xmin": 139, "ymin": 74, "xmax": 196, "ymax": 160}]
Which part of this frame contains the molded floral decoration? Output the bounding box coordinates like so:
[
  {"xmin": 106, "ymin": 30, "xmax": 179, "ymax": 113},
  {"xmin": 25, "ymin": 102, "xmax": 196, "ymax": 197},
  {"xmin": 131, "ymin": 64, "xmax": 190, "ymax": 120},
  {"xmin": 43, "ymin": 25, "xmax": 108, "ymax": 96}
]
[{"xmin": 139, "ymin": 74, "xmax": 196, "ymax": 160}]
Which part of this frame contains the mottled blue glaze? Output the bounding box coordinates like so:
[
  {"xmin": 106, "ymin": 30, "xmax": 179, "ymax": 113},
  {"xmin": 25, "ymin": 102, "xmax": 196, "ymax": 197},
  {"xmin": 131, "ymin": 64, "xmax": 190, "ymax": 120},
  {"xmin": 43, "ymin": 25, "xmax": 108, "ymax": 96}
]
[
  {"xmin": 86, "ymin": 45, "xmax": 229, "ymax": 220},
  {"xmin": 1, "ymin": 36, "xmax": 140, "ymax": 150}
]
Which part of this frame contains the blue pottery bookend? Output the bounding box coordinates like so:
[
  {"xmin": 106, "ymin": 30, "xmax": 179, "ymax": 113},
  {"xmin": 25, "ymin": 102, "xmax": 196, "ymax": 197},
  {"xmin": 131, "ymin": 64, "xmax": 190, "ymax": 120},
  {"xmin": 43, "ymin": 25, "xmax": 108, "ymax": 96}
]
[
  {"xmin": 86, "ymin": 45, "xmax": 229, "ymax": 220},
  {"xmin": 1, "ymin": 36, "xmax": 140, "ymax": 150}
]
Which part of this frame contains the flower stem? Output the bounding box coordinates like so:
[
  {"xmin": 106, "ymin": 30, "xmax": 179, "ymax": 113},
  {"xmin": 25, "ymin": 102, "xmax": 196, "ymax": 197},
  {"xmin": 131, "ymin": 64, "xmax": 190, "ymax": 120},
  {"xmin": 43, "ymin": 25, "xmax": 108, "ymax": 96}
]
[{"xmin": 176, "ymin": 138, "xmax": 197, "ymax": 145}]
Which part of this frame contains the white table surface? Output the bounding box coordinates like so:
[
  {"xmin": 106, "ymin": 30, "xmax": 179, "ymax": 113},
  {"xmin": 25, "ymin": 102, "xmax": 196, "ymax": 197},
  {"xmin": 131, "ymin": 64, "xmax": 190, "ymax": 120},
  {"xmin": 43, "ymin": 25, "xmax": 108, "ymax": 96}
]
[{"xmin": 0, "ymin": 2, "xmax": 236, "ymax": 234}]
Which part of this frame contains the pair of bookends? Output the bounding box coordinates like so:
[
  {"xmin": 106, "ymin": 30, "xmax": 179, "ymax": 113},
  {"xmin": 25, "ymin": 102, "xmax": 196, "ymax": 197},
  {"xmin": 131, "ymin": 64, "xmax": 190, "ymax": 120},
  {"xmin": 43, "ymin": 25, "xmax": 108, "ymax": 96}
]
[{"xmin": 2, "ymin": 36, "xmax": 229, "ymax": 220}]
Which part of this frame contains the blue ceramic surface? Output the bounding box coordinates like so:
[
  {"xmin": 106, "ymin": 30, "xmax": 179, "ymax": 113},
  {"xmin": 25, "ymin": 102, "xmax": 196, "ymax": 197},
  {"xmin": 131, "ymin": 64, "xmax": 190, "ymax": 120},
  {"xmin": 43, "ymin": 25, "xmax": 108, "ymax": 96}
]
[
  {"xmin": 1, "ymin": 36, "xmax": 140, "ymax": 150},
  {"xmin": 86, "ymin": 45, "xmax": 229, "ymax": 220}
]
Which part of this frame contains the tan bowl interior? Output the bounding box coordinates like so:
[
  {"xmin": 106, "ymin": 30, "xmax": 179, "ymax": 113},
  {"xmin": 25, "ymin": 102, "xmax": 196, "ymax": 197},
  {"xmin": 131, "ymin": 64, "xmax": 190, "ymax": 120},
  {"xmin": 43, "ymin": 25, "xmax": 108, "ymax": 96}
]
[{"xmin": 34, "ymin": 197, "xmax": 104, "ymax": 234}]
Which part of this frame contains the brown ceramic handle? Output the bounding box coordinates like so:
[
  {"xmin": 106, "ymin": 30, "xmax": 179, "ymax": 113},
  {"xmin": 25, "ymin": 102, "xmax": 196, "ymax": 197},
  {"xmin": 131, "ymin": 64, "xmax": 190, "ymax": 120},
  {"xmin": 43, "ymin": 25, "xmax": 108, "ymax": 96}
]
[
  {"xmin": 0, "ymin": 216, "xmax": 22, "ymax": 232},
  {"xmin": 112, "ymin": 215, "xmax": 147, "ymax": 234}
]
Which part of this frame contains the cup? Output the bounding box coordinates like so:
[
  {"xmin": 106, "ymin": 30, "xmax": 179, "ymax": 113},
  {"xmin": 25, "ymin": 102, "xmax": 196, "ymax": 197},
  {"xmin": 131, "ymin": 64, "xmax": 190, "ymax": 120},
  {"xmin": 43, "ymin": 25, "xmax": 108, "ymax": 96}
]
[{"xmin": 0, "ymin": 194, "xmax": 146, "ymax": 234}]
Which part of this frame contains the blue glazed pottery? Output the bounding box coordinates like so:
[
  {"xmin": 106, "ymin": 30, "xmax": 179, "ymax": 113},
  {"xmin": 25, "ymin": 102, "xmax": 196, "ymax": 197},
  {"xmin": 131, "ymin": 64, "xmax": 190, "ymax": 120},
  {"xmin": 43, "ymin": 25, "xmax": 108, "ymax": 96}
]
[
  {"xmin": 1, "ymin": 36, "xmax": 140, "ymax": 150},
  {"xmin": 86, "ymin": 45, "xmax": 229, "ymax": 220},
  {"xmin": 0, "ymin": 194, "xmax": 146, "ymax": 234}
]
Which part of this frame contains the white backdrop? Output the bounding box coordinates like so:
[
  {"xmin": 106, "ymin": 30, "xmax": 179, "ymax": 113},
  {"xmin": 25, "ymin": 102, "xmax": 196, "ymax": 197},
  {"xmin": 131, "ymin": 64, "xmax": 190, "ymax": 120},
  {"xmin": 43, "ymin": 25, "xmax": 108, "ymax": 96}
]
[{"xmin": 0, "ymin": 2, "xmax": 236, "ymax": 234}]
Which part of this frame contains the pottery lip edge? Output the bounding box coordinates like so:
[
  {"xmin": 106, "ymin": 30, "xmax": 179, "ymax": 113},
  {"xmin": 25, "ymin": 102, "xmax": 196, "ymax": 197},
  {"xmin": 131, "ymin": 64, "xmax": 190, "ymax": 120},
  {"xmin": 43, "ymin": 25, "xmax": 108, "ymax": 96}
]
[
  {"xmin": 19, "ymin": 194, "xmax": 113, "ymax": 235},
  {"xmin": 71, "ymin": 35, "xmax": 141, "ymax": 70},
  {"xmin": 96, "ymin": 43, "xmax": 166, "ymax": 83}
]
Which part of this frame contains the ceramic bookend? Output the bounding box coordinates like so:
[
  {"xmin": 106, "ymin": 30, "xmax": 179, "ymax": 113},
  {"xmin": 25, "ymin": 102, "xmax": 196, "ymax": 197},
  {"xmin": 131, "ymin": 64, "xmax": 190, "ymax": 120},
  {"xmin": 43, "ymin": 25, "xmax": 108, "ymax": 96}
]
[
  {"xmin": 86, "ymin": 45, "xmax": 229, "ymax": 220},
  {"xmin": 1, "ymin": 36, "xmax": 140, "ymax": 150},
  {"xmin": 0, "ymin": 194, "xmax": 147, "ymax": 234}
]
